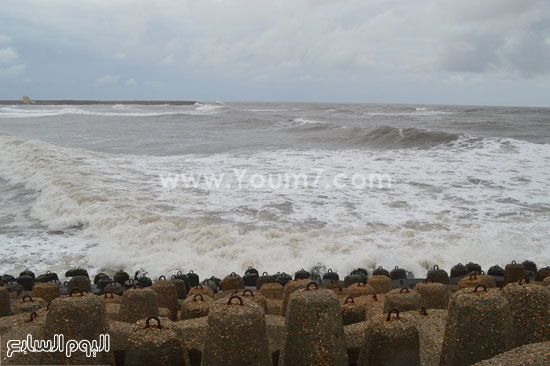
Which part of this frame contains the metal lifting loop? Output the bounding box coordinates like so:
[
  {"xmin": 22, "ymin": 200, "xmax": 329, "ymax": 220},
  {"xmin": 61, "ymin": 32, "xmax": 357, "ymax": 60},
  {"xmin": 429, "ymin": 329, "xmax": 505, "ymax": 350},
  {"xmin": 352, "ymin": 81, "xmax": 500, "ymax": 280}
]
[
  {"xmin": 22, "ymin": 295, "xmax": 33, "ymax": 303},
  {"xmin": 344, "ymin": 296, "xmax": 355, "ymax": 304},
  {"xmin": 473, "ymin": 284, "xmax": 487, "ymax": 293},
  {"xmin": 144, "ymin": 317, "xmax": 162, "ymax": 330},
  {"xmin": 306, "ymin": 281, "xmax": 319, "ymax": 290},
  {"xmin": 242, "ymin": 289, "xmax": 254, "ymax": 297},
  {"xmin": 399, "ymin": 288, "xmax": 410, "ymax": 293},
  {"xmin": 386, "ymin": 308, "xmax": 400, "ymax": 321},
  {"xmin": 193, "ymin": 294, "xmax": 204, "ymax": 301},
  {"xmin": 518, "ymin": 278, "xmax": 530, "ymax": 285},
  {"xmin": 104, "ymin": 291, "xmax": 114, "ymax": 299},
  {"xmin": 26, "ymin": 312, "xmax": 38, "ymax": 323},
  {"xmin": 227, "ymin": 295, "xmax": 244, "ymax": 306}
]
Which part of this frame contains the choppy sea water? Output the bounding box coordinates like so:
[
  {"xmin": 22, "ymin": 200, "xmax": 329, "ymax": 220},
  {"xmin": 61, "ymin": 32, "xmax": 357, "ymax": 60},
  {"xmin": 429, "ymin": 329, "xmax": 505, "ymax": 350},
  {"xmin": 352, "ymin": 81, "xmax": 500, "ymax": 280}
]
[{"xmin": 0, "ymin": 102, "xmax": 549, "ymax": 278}]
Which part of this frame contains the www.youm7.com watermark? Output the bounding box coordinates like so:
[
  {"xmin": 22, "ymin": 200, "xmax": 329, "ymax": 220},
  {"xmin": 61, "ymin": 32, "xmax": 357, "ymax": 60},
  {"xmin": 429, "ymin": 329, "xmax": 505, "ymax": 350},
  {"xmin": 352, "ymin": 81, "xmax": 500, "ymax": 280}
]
[{"xmin": 159, "ymin": 169, "xmax": 392, "ymax": 190}]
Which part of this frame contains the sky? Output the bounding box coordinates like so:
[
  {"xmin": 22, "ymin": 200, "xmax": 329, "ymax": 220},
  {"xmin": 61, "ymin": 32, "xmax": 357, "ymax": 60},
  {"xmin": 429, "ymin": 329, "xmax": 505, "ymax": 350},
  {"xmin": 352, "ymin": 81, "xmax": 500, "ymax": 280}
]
[{"xmin": 1, "ymin": 0, "xmax": 549, "ymax": 106}]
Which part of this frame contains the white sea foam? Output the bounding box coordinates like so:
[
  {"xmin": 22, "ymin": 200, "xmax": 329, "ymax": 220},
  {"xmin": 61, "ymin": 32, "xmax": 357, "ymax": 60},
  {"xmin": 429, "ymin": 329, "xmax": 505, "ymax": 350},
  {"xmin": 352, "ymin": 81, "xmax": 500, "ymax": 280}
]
[
  {"xmin": 0, "ymin": 134, "xmax": 548, "ymax": 278},
  {"xmin": 0, "ymin": 105, "xmax": 222, "ymax": 118}
]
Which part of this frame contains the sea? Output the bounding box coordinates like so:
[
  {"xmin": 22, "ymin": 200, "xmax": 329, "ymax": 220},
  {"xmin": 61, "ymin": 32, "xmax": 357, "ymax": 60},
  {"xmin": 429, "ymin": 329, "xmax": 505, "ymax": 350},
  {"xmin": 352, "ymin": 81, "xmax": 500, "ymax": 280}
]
[{"xmin": 0, "ymin": 102, "xmax": 549, "ymax": 279}]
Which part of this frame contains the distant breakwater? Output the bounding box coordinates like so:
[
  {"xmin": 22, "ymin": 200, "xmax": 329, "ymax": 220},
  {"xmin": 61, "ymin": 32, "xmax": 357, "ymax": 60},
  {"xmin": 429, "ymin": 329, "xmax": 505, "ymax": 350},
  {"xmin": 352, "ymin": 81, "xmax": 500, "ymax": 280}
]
[{"xmin": 0, "ymin": 100, "xmax": 196, "ymax": 105}]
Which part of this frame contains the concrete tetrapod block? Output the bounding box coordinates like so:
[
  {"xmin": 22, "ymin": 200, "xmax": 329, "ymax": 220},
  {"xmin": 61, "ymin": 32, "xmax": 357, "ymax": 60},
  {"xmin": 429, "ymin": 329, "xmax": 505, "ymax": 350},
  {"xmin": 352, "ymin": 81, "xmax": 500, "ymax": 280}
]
[
  {"xmin": 202, "ymin": 295, "xmax": 272, "ymax": 366},
  {"xmin": 125, "ymin": 316, "xmax": 189, "ymax": 366},
  {"xmin": 414, "ymin": 280, "xmax": 450, "ymax": 309},
  {"xmin": 220, "ymin": 272, "xmax": 245, "ymax": 292},
  {"xmin": 383, "ymin": 288, "xmax": 422, "ymax": 313},
  {"xmin": 281, "ymin": 282, "xmax": 348, "ymax": 366},
  {"xmin": 11, "ymin": 295, "xmax": 46, "ymax": 314},
  {"xmin": 504, "ymin": 261, "xmax": 526, "ymax": 285},
  {"xmin": 189, "ymin": 284, "xmax": 215, "ymax": 298},
  {"xmin": 281, "ymin": 279, "xmax": 310, "ymax": 316},
  {"xmin": 180, "ymin": 293, "xmax": 213, "ymax": 320},
  {"xmin": 457, "ymin": 273, "xmax": 496, "ymax": 289},
  {"xmin": 427, "ymin": 265, "xmax": 450, "ymax": 284},
  {"xmin": 260, "ymin": 282, "xmax": 284, "ymax": 300},
  {"xmin": 439, "ymin": 285, "xmax": 513, "ymax": 366},
  {"xmin": 67, "ymin": 275, "xmax": 92, "ymax": 293},
  {"xmin": 0, "ymin": 287, "xmax": 12, "ymax": 317},
  {"xmin": 40, "ymin": 289, "xmax": 114, "ymax": 365},
  {"xmin": 543, "ymin": 276, "xmax": 550, "ymax": 288},
  {"xmin": 0, "ymin": 312, "xmax": 45, "ymax": 365},
  {"xmin": 152, "ymin": 280, "xmax": 180, "ymax": 321},
  {"xmin": 32, "ymin": 282, "xmax": 60, "ymax": 304},
  {"xmin": 470, "ymin": 341, "xmax": 550, "ymax": 366},
  {"xmin": 368, "ymin": 275, "xmax": 393, "ymax": 294},
  {"xmin": 501, "ymin": 279, "xmax": 550, "ymax": 347},
  {"xmin": 170, "ymin": 278, "xmax": 188, "ymax": 299},
  {"xmin": 343, "ymin": 282, "xmax": 375, "ymax": 298},
  {"xmin": 401, "ymin": 308, "xmax": 448, "ymax": 366},
  {"xmin": 119, "ymin": 287, "xmax": 159, "ymax": 323},
  {"xmin": 357, "ymin": 309, "xmax": 421, "ymax": 366},
  {"xmin": 340, "ymin": 296, "xmax": 366, "ymax": 325},
  {"xmin": 256, "ymin": 272, "xmax": 277, "ymax": 290}
]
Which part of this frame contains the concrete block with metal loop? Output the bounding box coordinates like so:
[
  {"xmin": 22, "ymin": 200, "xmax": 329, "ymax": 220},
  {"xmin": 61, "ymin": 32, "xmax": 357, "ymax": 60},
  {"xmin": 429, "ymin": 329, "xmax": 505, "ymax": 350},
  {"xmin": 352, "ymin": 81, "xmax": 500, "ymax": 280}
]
[
  {"xmin": 32, "ymin": 282, "xmax": 60, "ymax": 304},
  {"xmin": 504, "ymin": 260, "xmax": 526, "ymax": 285},
  {"xmin": 243, "ymin": 266, "xmax": 259, "ymax": 287},
  {"xmin": 414, "ymin": 278, "xmax": 450, "ymax": 309},
  {"xmin": 281, "ymin": 282, "xmax": 348, "ymax": 366},
  {"xmin": 40, "ymin": 288, "xmax": 114, "ymax": 365},
  {"xmin": 341, "ymin": 296, "xmax": 366, "ymax": 325},
  {"xmin": 487, "ymin": 265, "xmax": 504, "ymax": 277},
  {"xmin": 282, "ymin": 279, "xmax": 310, "ymax": 316},
  {"xmin": 357, "ymin": 309, "xmax": 421, "ymax": 366},
  {"xmin": 35, "ymin": 270, "xmax": 59, "ymax": 283},
  {"xmin": 427, "ymin": 264, "xmax": 450, "ymax": 284},
  {"xmin": 457, "ymin": 273, "xmax": 496, "ymax": 289},
  {"xmin": 0, "ymin": 287, "xmax": 12, "ymax": 317},
  {"xmin": 15, "ymin": 274, "xmax": 34, "ymax": 291},
  {"xmin": 383, "ymin": 287, "xmax": 422, "ymax": 313},
  {"xmin": 536, "ymin": 266, "xmax": 550, "ymax": 281},
  {"xmin": 65, "ymin": 267, "xmax": 89, "ymax": 278},
  {"xmin": 450, "ymin": 263, "xmax": 469, "ymax": 278},
  {"xmin": 189, "ymin": 284, "xmax": 214, "ymax": 298},
  {"xmin": 259, "ymin": 282, "xmax": 284, "ymax": 300},
  {"xmin": 276, "ymin": 272, "xmax": 293, "ymax": 287},
  {"xmin": 202, "ymin": 295, "xmax": 272, "ymax": 366},
  {"xmin": 125, "ymin": 316, "xmax": 189, "ymax": 366},
  {"xmin": 180, "ymin": 293, "xmax": 213, "ymax": 320},
  {"xmin": 119, "ymin": 286, "xmax": 159, "ymax": 323},
  {"xmin": 368, "ymin": 275, "xmax": 393, "ymax": 294},
  {"xmin": 390, "ymin": 266, "xmax": 407, "ymax": 281},
  {"xmin": 373, "ymin": 266, "xmax": 390, "ymax": 277},
  {"xmin": 502, "ymin": 278, "xmax": 550, "ymax": 347},
  {"xmin": 68, "ymin": 275, "xmax": 92, "ymax": 293},
  {"xmin": 294, "ymin": 268, "xmax": 310, "ymax": 280},
  {"xmin": 0, "ymin": 312, "xmax": 45, "ymax": 365},
  {"xmin": 439, "ymin": 285, "xmax": 513, "ymax": 366},
  {"xmin": 344, "ymin": 281, "xmax": 375, "ymax": 298},
  {"xmin": 256, "ymin": 272, "xmax": 278, "ymax": 290},
  {"xmin": 12, "ymin": 294, "xmax": 46, "ymax": 315},
  {"xmin": 113, "ymin": 269, "xmax": 130, "ymax": 286},
  {"xmin": 221, "ymin": 272, "xmax": 245, "ymax": 292},
  {"xmin": 186, "ymin": 270, "xmax": 200, "ymax": 287},
  {"xmin": 152, "ymin": 277, "xmax": 180, "ymax": 321},
  {"xmin": 169, "ymin": 276, "xmax": 188, "ymax": 300}
]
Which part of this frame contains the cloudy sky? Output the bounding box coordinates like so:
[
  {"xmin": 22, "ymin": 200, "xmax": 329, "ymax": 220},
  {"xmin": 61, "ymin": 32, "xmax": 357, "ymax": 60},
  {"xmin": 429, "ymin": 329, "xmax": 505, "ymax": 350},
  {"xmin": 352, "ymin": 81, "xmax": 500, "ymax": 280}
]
[{"xmin": 1, "ymin": 0, "xmax": 549, "ymax": 106}]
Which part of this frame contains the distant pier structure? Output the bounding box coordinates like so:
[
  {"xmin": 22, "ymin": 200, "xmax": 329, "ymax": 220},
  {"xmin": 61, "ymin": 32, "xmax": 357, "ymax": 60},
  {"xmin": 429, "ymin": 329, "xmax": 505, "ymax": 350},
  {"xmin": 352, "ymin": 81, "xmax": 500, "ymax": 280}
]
[{"xmin": 1, "ymin": 99, "xmax": 196, "ymax": 105}]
